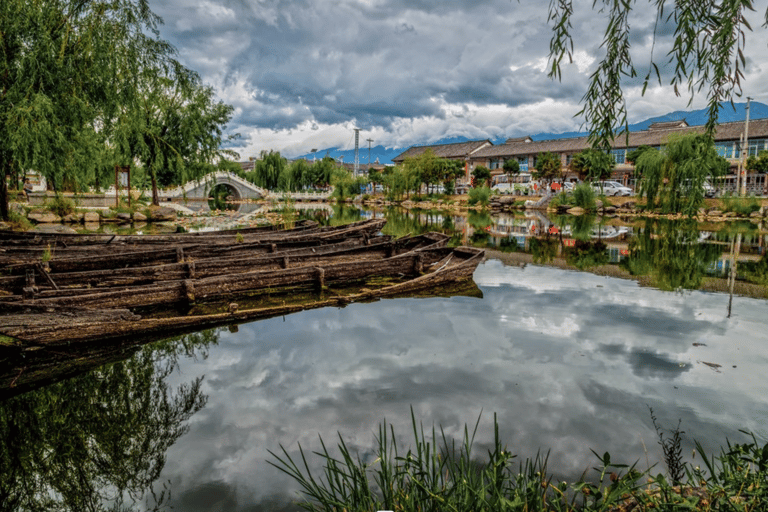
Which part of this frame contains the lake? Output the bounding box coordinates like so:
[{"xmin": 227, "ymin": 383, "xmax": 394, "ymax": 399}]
[{"xmin": 2, "ymin": 206, "xmax": 767, "ymax": 511}]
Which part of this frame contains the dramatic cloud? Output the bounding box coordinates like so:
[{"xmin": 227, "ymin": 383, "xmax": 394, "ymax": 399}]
[
  {"xmin": 156, "ymin": 259, "xmax": 768, "ymax": 510},
  {"xmin": 148, "ymin": 0, "xmax": 768, "ymax": 158}
]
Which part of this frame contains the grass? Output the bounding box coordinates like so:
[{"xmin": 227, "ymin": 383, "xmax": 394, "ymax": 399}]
[{"xmin": 270, "ymin": 410, "xmax": 768, "ymax": 512}]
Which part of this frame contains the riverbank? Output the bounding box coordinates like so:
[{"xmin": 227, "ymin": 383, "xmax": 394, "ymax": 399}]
[{"xmin": 4, "ymin": 192, "xmax": 768, "ymax": 232}]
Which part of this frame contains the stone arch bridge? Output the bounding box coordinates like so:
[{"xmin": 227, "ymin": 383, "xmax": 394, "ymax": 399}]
[{"xmin": 162, "ymin": 171, "xmax": 269, "ymax": 204}]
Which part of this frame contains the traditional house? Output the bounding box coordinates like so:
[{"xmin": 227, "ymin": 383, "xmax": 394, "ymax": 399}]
[
  {"xmin": 392, "ymin": 139, "xmax": 493, "ymax": 182},
  {"xmin": 468, "ymin": 118, "xmax": 768, "ymax": 192}
]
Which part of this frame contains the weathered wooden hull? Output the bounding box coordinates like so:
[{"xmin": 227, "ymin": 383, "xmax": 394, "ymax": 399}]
[
  {"xmin": 0, "ymin": 232, "xmax": 449, "ymax": 295},
  {"xmin": 0, "ymin": 246, "xmax": 484, "ymax": 346},
  {"xmin": 0, "ymin": 218, "xmax": 387, "ymax": 268},
  {"xmin": 8, "ymin": 244, "xmax": 454, "ymax": 310},
  {"xmin": 0, "ymin": 279, "xmax": 484, "ymax": 400},
  {"xmin": 0, "ymin": 219, "xmax": 319, "ymax": 245}
]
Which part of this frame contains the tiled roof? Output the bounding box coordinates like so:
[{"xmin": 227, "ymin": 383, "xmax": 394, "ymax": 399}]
[
  {"xmin": 648, "ymin": 120, "xmax": 688, "ymax": 130},
  {"xmin": 471, "ymin": 118, "xmax": 768, "ymax": 159},
  {"xmin": 392, "ymin": 140, "xmax": 492, "ymax": 162}
]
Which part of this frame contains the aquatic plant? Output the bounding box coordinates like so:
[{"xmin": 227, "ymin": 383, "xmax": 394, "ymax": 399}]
[
  {"xmin": 467, "ymin": 186, "xmax": 491, "ymax": 206},
  {"xmin": 572, "ymin": 182, "xmax": 596, "ymax": 211},
  {"xmin": 270, "ymin": 411, "xmax": 768, "ymax": 512}
]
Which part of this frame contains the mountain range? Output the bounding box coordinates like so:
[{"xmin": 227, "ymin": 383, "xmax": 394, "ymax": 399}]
[{"xmin": 296, "ymin": 102, "xmax": 768, "ymax": 165}]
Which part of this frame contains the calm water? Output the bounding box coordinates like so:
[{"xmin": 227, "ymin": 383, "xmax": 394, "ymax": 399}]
[{"xmin": 2, "ymin": 207, "xmax": 768, "ymax": 511}]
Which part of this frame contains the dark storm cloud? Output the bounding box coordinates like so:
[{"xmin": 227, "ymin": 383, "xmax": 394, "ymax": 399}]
[{"xmin": 149, "ymin": 0, "xmax": 597, "ymax": 134}]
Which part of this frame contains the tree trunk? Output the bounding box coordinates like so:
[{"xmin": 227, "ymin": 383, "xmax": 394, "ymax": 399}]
[
  {"xmin": 150, "ymin": 168, "xmax": 159, "ymax": 206},
  {"xmin": 1, "ymin": 161, "xmax": 10, "ymax": 221}
]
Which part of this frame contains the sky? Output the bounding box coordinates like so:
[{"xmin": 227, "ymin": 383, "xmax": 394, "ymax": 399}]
[{"xmin": 148, "ymin": 0, "xmax": 768, "ymax": 160}]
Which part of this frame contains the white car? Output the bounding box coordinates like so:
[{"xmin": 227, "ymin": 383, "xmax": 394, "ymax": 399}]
[{"xmin": 592, "ymin": 181, "xmax": 632, "ymax": 196}]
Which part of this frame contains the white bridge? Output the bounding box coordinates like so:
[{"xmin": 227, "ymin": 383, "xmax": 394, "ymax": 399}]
[
  {"xmin": 162, "ymin": 171, "xmax": 269, "ymax": 203},
  {"xmin": 159, "ymin": 171, "xmax": 334, "ymax": 211}
]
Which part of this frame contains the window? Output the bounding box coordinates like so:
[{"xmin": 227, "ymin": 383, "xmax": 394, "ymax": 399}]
[
  {"xmin": 748, "ymin": 139, "xmax": 767, "ymax": 157},
  {"xmin": 715, "ymin": 142, "xmax": 735, "ymax": 158},
  {"xmin": 610, "ymin": 149, "xmax": 626, "ymax": 164},
  {"xmin": 517, "ymin": 156, "xmax": 529, "ymax": 172}
]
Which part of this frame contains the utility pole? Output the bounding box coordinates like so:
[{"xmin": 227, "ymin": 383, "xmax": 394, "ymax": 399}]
[
  {"xmin": 353, "ymin": 128, "xmax": 360, "ymax": 177},
  {"xmin": 367, "ymin": 138, "xmax": 374, "ymax": 164},
  {"xmin": 741, "ymin": 97, "xmax": 752, "ymax": 196}
]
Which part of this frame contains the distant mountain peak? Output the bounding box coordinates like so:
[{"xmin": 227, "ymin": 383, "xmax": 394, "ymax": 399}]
[{"xmin": 295, "ymin": 101, "xmax": 768, "ymax": 165}]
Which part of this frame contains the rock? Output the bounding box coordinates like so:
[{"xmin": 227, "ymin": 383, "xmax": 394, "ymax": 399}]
[
  {"xmin": 63, "ymin": 213, "xmax": 84, "ymax": 223},
  {"xmin": 84, "ymin": 211, "xmax": 101, "ymax": 223},
  {"xmin": 708, "ymin": 209, "xmax": 723, "ymax": 217},
  {"xmin": 27, "ymin": 211, "xmax": 61, "ymax": 224},
  {"xmin": 723, "ymin": 211, "xmax": 737, "ymax": 218},
  {"xmin": 567, "ymin": 206, "xmax": 586, "ymax": 215},
  {"xmin": 595, "ymin": 199, "xmax": 603, "ymax": 209},
  {"xmin": 32, "ymin": 224, "xmax": 77, "ymax": 234},
  {"xmin": 618, "ymin": 201, "xmax": 636, "ymax": 209},
  {"xmin": 750, "ymin": 211, "xmax": 762, "ymax": 218},
  {"xmin": 84, "ymin": 222, "xmax": 100, "ymax": 231},
  {"xmin": 148, "ymin": 206, "xmax": 177, "ymax": 222},
  {"xmin": 605, "ymin": 206, "xmax": 617, "ymax": 214},
  {"xmin": 117, "ymin": 212, "xmax": 132, "ymax": 222}
]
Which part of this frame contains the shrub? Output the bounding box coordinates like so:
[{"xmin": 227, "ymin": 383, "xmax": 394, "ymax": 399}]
[
  {"xmin": 721, "ymin": 194, "xmax": 761, "ymax": 216},
  {"xmin": 467, "ymin": 186, "xmax": 491, "ymax": 206},
  {"xmin": 46, "ymin": 195, "xmax": 76, "ymax": 217},
  {"xmin": 572, "ymin": 182, "xmax": 597, "ymax": 210}
]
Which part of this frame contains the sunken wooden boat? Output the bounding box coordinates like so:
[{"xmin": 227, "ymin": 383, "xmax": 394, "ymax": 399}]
[
  {"xmin": 0, "ymin": 279, "xmax": 484, "ymax": 400},
  {"xmin": 0, "ymin": 245, "xmax": 484, "ymax": 346},
  {"xmin": 0, "ymin": 218, "xmax": 387, "ymax": 267},
  {"xmin": 0, "ymin": 232, "xmax": 450, "ymax": 297},
  {"xmin": 3, "ymin": 237, "xmax": 465, "ymax": 310}
]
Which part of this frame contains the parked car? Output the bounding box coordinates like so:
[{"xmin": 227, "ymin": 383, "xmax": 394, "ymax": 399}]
[{"xmin": 591, "ymin": 181, "xmax": 632, "ymax": 196}]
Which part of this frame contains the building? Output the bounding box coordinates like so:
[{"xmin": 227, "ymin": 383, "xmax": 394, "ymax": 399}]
[
  {"xmin": 394, "ymin": 119, "xmax": 768, "ymax": 193},
  {"xmin": 392, "ymin": 139, "xmax": 493, "ymax": 182}
]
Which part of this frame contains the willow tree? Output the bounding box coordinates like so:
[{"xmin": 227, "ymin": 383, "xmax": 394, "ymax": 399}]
[
  {"xmin": 548, "ymin": 1, "xmax": 761, "ymax": 149},
  {"xmin": 636, "ymin": 134, "xmax": 727, "ymax": 215},
  {"xmin": 0, "ymin": 0, "xmax": 178, "ymax": 219},
  {"xmin": 113, "ymin": 62, "xmax": 236, "ymax": 206}
]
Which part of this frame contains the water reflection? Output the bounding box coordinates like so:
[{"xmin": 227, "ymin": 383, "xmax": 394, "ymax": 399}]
[
  {"xmin": 0, "ymin": 330, "xmax": 217, "ymax": 510},
  {"xmin": 4, "ymin": 208, "xmax": 768, "ymax": 511}
]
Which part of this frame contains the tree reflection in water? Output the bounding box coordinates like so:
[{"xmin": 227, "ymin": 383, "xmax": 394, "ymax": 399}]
[
  {"xmin": 621, "ymin": 219, "xmax": 722, "ymax": 291},
  {"xmin": 0, "ymin": 330, "xmax": 218, "ymax": 511}
]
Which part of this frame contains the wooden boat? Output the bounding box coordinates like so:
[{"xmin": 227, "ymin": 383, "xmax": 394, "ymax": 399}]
[
  {"xmin": 0, "ymin": 279, "xmax": 484, "ymax": 400},
  {"xmin": 4, "ymin": 239, "xmax": 464, "ymax": 310},
  {"xmin": 0, "ymin": 232, "xmax": 449, "ymax": 297},
  {"xmin": 0, "ymin": 245, "xmax": 484, "ymax": 346},
  {"xmin": 0, "ymin": 218, "xmax": 320, "ymax": 245},
  {"xmin": 0, "ymin": 218, "xmax": 387, "ymax": 267}
]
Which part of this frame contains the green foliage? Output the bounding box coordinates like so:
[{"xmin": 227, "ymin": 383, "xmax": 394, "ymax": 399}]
[
  {"xmin": 0, "ymin": 331, "xmax": 215, "ymax": 510},
  {"xmin": 564, "ymin": 240, "xmax": 609, "ymax": 270},
  {"xmin": 720, "ymin": 194, "xmax": 761, "ymax": 216},
  {"xmin": 637, "ymin": 134, "xmax": 727, "ymax": 216},
  {"xmin": 621, "ymin": 219, "xmax": 722, "ymax": 291},
  {"xmin": 330, "ymin": 168, "xmax": 366, "ymax": 201},
  {"xmin": 467, "ymin": 186, "xmax": 491, "ymax": 206},
  {"xmin": 570, "ymin": 149, "xmax": 614, "ymax": 182},
  {"xmin": 533, "ymin": 152, "xmax": 561, "ymax": 183},
  {"xmin": 746, "ymin": 150, "xmax": 768, "ymax": 173},
  {"xmin": 45, "ymin": 195, "xmax": 76, "ymax": 218},
  {"xmin": 572, "ymin": 182, "xmax": 597, "ymax": 211},
  {"xmin": 626, "ymin": 145, "xmax": 654, "ymax": 166},
  {"xmin": 271, "ymin": 409, "xmax": 768, "ymax": 512},
  {"xmin": 472, "ymin": 166, "xmax": 492, "ymax": 187},
  {"xmin": 503, "ymin": 158, "xmax": 521, "ymax": 176},
  {"xmin": 547, "ymin": 0, "xmax": 757, "ymax": 150}
]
